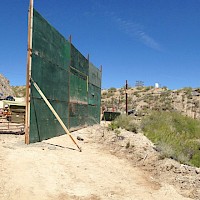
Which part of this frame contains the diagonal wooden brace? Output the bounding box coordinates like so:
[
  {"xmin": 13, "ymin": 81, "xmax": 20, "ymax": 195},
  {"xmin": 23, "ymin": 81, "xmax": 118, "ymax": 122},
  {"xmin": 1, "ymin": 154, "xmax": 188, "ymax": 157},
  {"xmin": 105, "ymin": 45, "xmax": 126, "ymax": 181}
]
[{"xmin": 31, "ymin": 78, "xmax": 82, "ymax": 152}]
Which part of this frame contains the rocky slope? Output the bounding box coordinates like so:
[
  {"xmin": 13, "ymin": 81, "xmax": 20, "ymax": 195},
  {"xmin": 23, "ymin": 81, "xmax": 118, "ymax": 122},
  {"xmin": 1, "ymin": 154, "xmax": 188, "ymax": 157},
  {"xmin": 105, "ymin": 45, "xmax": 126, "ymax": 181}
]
[
  {"xmin": 0, "ymin": 74, "xmax": 15, "ymax": 98},
  {"xmin": 12, "ymin": 86, "xmax": 26, "ymax": 97}
]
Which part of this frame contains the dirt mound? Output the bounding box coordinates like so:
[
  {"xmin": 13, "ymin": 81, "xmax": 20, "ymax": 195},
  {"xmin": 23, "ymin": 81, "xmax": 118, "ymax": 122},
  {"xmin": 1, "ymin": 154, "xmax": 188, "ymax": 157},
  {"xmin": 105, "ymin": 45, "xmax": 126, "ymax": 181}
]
[
  {"xmin": 0, "ymin": 125, "xmax": 194, "ymax": 200},
  {"xmin": 83, "ymin": 123, "xmax": 200, "ymax": 199}
]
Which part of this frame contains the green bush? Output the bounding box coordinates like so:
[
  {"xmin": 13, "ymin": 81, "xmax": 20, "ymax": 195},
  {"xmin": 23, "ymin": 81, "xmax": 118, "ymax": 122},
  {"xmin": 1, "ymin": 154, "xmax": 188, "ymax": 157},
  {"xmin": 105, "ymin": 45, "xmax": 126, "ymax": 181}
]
[
  {"xmin": 162, "ymin": 86, "xmax": 168, "ymax": 90},
  {"xmin": 136, "ymin": 86, "xmax": 143, "ymax": 90},
  {"xmin": 114, "ymin": 129, "xmax": 121, "ymax": 136},
  {"xmin": 108, "ymin": 87, "xmax": 117, "ymax": 92},
  {"xmin": 107, "ymin": 92, "xmax": 114, "ymax": 98},
  {"xmin": 108, "ymin": 115, "xmax": 138, "ymax": 133},
  {"xmin": 141, "ymin": 111, "xmax": 200, "ymax": 167},
  {"xmin": 108, "ymin": 122, "xmax": 118, "ymax": 131},
  {"xmin": 144, "ymin": 86, "xmax": 152, "ymax": 91},
  {"xmin": 133, "ymin": 91, "xmax": 141, "ymax": 98}
]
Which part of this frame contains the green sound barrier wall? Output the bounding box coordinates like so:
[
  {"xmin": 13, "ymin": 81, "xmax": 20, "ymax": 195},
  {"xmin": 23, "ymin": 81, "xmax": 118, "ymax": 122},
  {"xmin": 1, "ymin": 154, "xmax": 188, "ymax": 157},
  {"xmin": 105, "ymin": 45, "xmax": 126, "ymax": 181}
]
[{"xmin": 28, "ymin": 9, "xmax": 101, "ymax": 143}]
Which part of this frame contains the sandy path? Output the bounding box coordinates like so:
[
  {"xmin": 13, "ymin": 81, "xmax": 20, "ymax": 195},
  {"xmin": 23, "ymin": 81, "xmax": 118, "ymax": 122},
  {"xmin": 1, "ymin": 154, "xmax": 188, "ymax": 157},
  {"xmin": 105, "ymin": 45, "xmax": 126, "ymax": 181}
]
[{"xmin": 0, "ymin": 130, "xmax": 192, "ymax": 200}]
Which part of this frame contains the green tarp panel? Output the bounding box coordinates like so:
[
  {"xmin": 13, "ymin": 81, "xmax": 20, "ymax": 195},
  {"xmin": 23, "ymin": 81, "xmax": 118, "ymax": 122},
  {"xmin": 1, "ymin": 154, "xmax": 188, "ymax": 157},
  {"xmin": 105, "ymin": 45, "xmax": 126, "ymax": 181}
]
[
  {"xmin": 89, "ymin": 62, "xmax": 101, "ymax": 88},
  {"xmin": 88, "ymin": 84, "xmax": 101, "ymax": 106},
  {"xmin": 88, "ymin": 105, "xmax": 100, "ymax": 125},
  {"xmin": 69, "ymin": 103, "xmax": 88, "ymax": 129},
  {"xmin": 69, "ymin": 66, "xmax": 88, "ymax": 129},
  {"xmin": 30, "ymin": 99, "xmax": 68, "ymax": 142},
  {"xmin": 69, "ymin": 67, "xmax": 88, "ymax": 103},
  {"xmin": 88, "ymin": 84, "xmax": 101, "ymax": 125},
  {"xmin": 32, "ymin": 9, "xmax": 70, "ymax": 69},
  {"xmin": 71, "ymin": 44, "xmax": 89, "ymax": 76},
  {"xmin": 28, "ymin": 8, "xmax": 102, "ymax": 143},
  {"xmin": 30, "ymin": 9, "xmax": 70, "ymax": 143}
]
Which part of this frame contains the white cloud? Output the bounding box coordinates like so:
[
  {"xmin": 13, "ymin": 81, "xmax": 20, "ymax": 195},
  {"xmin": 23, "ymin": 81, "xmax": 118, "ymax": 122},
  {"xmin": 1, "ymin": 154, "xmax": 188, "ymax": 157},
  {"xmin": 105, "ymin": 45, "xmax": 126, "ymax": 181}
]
[
  {"xmin": 87, "ymin": 1, "xmax": 162, "ymax": 51},
  {"xmin": 112, "ymin": 15, "xmax": 162, "ymax": 51}
]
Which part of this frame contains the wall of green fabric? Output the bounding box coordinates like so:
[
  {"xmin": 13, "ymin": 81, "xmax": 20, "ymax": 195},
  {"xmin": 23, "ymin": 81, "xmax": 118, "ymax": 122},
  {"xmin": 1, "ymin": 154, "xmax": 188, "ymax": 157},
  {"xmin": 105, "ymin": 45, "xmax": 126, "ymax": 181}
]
[{"xmin": 29, "ymin": 8, "xmax": 101, "ymax": 143}]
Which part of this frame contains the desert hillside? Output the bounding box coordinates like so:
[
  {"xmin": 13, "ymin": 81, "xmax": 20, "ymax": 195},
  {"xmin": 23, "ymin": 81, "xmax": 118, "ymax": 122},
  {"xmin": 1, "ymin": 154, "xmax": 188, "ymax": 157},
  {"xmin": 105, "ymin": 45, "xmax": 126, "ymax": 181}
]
[
  {"xmin": 0, "ymin": 74, "xmax": 15, "ymax": 98},
  {"xmin": 1, "ymin": 72, "xmax": 200, "ymax": 120},
  {"xmin": 101, "ymin": 86, "xmax": 200, "ymax": 119},
  {"xmin": 0, "ymin": 74, "xmax": 26, "ymax": 98},
  {"xmin": 11, "ymin": 86, "xmax": 26, "ymax": 97}
]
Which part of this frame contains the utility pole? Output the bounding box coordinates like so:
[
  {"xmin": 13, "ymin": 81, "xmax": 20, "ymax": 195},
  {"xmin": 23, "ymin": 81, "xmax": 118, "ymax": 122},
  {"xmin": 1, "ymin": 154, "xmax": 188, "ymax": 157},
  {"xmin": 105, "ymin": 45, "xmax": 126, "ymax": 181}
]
[{"xmin": 126, "ymin": 80, "xmax": 128, "ymax": 115}]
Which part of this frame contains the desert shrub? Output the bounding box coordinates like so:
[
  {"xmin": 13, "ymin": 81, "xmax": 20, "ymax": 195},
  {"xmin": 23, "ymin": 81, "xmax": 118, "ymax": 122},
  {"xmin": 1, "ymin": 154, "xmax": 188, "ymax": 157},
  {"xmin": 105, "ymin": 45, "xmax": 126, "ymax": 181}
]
[
  {"xmin": 108, "ymin": 115, "xmax": 138, "ymax": 133},
  {"xmin": 107, "ymin": 92, "xmax": 114, "ymax": 98},
  {"xmin": 195, "ymin": 88, "xmax": 200, "ymax": 93},
  {"xmin": 108, "ymin": 122, "xmax": 118, "ymax": 131},
  {"xmin": 141, "ymin": 111, "xmax": 200, "ymax": 167},
  {"xmin": 136, "ymin": 86, "xmax": 143, "ymax": 90},
  {"xmin": 108, "ymin": 87, "xmax": 117, "ymax": 92},
  {"xmin": 162, "ymin": 86, "xmax": 168, "ymax": 90},
  {"xmin": 121, "ymin": 85, "xmax": 131, "ymax": 90},
  {"xmin": 144, "ymin": 86, "xmax": 152, "ymax": 92},
  {"xmin": 114, "ymin": 129, "xmax": 121, "ymax": 136},
  {"xmin": 127, "ymin": 96, "xmax": 132, "ymax": 102},
  {"xmin": 133, "ymin": 91, "xmax": 141, "ymax": 98},
  {"xmin": 183, "ymin": 87, "xmax": 192, "ymax": 94}
]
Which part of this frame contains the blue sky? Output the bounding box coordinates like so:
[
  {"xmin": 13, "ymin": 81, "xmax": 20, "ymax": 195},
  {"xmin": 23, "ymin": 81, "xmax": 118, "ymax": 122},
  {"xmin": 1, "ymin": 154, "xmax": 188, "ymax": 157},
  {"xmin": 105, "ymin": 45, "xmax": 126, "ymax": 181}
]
[{"xmin": 0, "ymin": 0, "xmax": 200, "ymax": 89}]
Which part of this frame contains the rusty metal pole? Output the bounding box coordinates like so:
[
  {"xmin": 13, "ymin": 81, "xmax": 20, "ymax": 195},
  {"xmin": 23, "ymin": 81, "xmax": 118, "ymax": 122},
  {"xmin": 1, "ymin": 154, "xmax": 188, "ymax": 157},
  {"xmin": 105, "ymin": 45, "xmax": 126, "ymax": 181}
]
[{"xmin": 126, "ymin": 80, "xmax": 128, "ymax": 115}]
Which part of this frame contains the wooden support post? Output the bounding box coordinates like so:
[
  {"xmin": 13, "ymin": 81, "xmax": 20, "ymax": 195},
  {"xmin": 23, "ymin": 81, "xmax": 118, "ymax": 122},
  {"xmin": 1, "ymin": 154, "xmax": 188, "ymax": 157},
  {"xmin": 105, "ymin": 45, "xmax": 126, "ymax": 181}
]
[
  {"xmin": 68, "ymin": 35, "xmax": 72, "ymax": 43},
  {"xmin": 25, "ymin": 0, "xmax": 34, "ymax": 144},
  {"xmin": 31, "ymin": 78, "xmax": 82, "ymax": 152},
  {"xmin": 100, "ymin": 65, "xmax": 102, "ymax": 72},
  {"xmin": 126, "ymin": 80, "xmax": 128, "ymax": 115}
]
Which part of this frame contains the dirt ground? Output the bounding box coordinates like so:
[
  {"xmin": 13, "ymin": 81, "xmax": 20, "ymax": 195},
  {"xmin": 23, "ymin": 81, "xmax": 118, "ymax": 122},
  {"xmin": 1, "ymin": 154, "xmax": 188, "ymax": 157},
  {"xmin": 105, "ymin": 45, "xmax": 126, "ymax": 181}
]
[{"xmin": 0, "ymin": 123, "xmax": 198, "ymax": 200}]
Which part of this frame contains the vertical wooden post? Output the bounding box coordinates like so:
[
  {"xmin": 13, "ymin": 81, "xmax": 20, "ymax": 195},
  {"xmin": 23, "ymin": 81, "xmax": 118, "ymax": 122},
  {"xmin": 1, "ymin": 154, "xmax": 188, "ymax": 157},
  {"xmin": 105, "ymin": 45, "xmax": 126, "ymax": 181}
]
[
  {"xmin": 126, "ymin": 80, "xmax": 128, "ymax": 115},
  {"xmin": 100, "ymin": 65, "xmax": 102, "ymax": 73},
  {"xmin": 118, "ymin": 96, "xmax": 120, "ymax": 110},
  {"xmin": 25, "ymin": 0, "xmax": 34, "ymax": 144},
  {"xmin": 100, "ymin": 65, "xmax": 102, "ymax": 88},
  {"xmin": 68, "ymin": 35, "xmax": 72, "ymax": 44},
  {"xmin": 100, "ymin": 65, "xmax": 102, "ymax": 123},
  {"xmin": 68, "ymin": 35, "xmax": 72, "ymax": 129},
  {"xmin": 87, "ymin": 54, "xmax": 89, "ymax": 92}
]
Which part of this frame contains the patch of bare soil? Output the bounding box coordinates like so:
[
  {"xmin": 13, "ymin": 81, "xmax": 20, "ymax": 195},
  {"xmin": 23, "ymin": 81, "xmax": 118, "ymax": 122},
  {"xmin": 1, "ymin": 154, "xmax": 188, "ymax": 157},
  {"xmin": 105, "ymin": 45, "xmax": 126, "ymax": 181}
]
[
  {"xmin": 0, "ymin": 123, "xmax": 197, "ymax": 200},
  {"xmin": 85, "ymin": 122, "xmax": 200, "ymax": 199}
]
